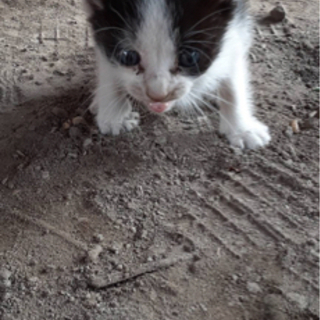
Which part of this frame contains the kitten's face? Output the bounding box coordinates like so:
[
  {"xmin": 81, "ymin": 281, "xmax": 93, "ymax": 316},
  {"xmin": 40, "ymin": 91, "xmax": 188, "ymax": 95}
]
[{"xmin": 85, "ymin": 0, "xmax": 237, "ymax": 113}]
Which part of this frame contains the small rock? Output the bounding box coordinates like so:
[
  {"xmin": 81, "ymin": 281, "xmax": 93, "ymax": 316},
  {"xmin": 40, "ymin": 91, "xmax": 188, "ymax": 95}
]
[
  {"xmin": 269, "ymin": 5, "xmax": 286, "ymax": 23},
  {"xmin": 88, "ymin": 245, "xmax": 103, "ymax": 263},
  {"xmin": 62, "ymin": 121, "xmax": 71, "ymax": 130},
  {"xmin": 247, "ymin": 282, "xmax": 262, "ymax": 294},
  {"xmin": 290, "ymin": 119, "xmax": 300, "ymax": 133},
  {"xmin": 155, "ymin": 136, "xmax": 167, "ymax": 145},
  {"xmin": 67, "ymin": 151, "xmax": 79, "ymax": 159},
  {"xmin": 309, "ymin": 110, "xmax": 319, "ymax": 118},
  {"xmin": 72, "ymin": 116, "xmax": 86, "ymax": 126},
  {"xmin": 84, "ymin": 293, "xmax": 98, "ymax": 308},
  {"xmin": 0, "ymin": 269, "xmax": 11, "ymax": 288},
  {"xmin": 93, "ymin": 234, "xmax": 104, "ymax": 243},
  {"xmin": 51, "ymin": 107, "xmax": 68, "ymax": 119},
  {"xmin": 110, "ymin": 243, "xmax": 121, "ymax": 255},
  {"xmin": 116, "ymin": 264, "xmax": 123, "ymax": 271},
  {"xmin": 69, "ymin": 127, "xmax": 82, "ymax": 140},
  {"xmin": 232, "ymin": 274, "xmax": 239, "ymax": 282},
  {"xmin": 302, "ymin": 40, "xmax": 314, "ymax": 51},
  {"xmin": 287, "ymin": 292, "xmax": 309, "ymax": 310},
  {"xmin": 199, "ymin": 303, "xmax": 208, "ymax": 312},
  {"xmin": 83, "ymin": 138, "xmax": 93, "ymax": 149},
  {"xmin": 53, "ymin": 70, "xmax": 66, "ymax": 77},
  {"xmin": 28, "ymin": 276, "xmax": 39, "ymax": 286},
  {"xmin": 41, "ymin": 171, "xmax": 50, "ymax": 180},
  {"xmin": 28, "ymin": 258, "xmax": 37, "ymax": 267},
  {"xmin": 263, "ymin": 294, "xmax": 288, "ymax": 320}
]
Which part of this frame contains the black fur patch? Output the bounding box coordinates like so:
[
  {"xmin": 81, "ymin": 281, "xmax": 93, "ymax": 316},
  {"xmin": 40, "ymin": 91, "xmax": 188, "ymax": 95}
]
[
  {"xmin": 167, "ymin": 0, "xmax": 238, "ymax": 76},
  {"xmin": 87, "ymin": 0, "xmax": 246, "ymax": 76},
  {"xmin": 87, "ymin": 0, "xmax": 143, "ymax": 60}
]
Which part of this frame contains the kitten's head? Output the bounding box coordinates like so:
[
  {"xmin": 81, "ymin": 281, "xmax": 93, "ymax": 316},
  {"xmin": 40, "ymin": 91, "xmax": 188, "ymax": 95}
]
[{"xmin": 84, "ymin": 0, "xmax": 240, "ymax": 113}]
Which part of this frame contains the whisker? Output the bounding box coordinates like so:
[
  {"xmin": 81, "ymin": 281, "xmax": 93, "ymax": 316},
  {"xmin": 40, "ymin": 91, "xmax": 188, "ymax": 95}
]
[
  {"xmin": 188, "ymin": 92, "xmax": 236, "ymax": 135},
  {"xmin": 82, "ymin": 85, "xmax": 124, "ymax": 116},
  {"xmin": 183, "ymin": 39, "xmax": 217, "ymax": 46},
  {"xmin": 192, "ymin": 88, "xmax": 235, "ymax": 108},
  {"xmin": 109, "ymin": 3, "xmax": 132, "ymax": 33},
  {"xmin": 184, "ymin": 27, "xmax": 227, "ymax": 39},
  {"xmin": 94, "ymin": 26, "xmax": 126, "ymax": 35},
  {"xmin": 81, "ymin": 81, "xmax": 123, "ymax": 108},
  {"xmin": 186, "ymin": 8, "xmax": 231, "ymax": 36},
  {"xmin": 95, "ymin": 95, "xmax": 129, "ymax": 124},
  {"xmin": 182, "ymin": 45, "xmax": 212, "ymax": 62}
]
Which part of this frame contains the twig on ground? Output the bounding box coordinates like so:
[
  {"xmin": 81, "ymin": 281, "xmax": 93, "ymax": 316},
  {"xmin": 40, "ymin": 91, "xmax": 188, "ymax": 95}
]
[
  {"xmin": 89, "ymin": 253, "xmax": 194, "ymax": 289},
  {"xmin": 12, "ymin": 210, "xmax": 88, "ymax": 251}
]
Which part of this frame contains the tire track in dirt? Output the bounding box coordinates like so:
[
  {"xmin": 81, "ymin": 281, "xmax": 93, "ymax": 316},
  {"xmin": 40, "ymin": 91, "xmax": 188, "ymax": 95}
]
[
  {"xmin": 242, "ymin": 168, "xmax": 317, "ymax": 220},
  {"xmin": 211, "ymin": 159, "xmax": 318, "ymax": 291}
]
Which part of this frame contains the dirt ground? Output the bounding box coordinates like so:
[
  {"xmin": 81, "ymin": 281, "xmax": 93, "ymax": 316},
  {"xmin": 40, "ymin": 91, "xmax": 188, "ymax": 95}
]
[{"xmin": 0, "ymin": 0, "xmax": 319, "ymax": 319}]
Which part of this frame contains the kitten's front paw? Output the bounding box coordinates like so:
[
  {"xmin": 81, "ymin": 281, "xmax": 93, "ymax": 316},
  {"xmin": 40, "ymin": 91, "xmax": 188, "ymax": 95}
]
[
  {"xmin": 98, "ymin": 112, "xmax": 140, "ymax": 136},
  {"xmin": 221, "ymin": 118, "xmax": 271, "ymax": 150}
]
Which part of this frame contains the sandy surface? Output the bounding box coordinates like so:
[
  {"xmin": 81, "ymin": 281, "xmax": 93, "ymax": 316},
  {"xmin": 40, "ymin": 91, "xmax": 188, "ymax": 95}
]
[{"xmin": 0, "ymin": 0, "xmax": 319, "ymax": 319}]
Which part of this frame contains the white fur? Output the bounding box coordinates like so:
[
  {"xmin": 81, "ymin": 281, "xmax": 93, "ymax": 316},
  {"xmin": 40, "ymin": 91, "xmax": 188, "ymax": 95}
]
[{"xmin": 86, "ymin": 0, "xmax": 271, "ymax": 148}]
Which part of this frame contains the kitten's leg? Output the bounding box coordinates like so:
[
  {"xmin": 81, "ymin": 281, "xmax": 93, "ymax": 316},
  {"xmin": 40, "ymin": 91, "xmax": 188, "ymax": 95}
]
[
  {"xmin": 218, "ymin": 57, "xmax": 271, "ymax": 149},
  {"xmin": 90, "ymin": 53, "xmax": 140, "ymax": 136},
  {"xmin": 90, "ymin": 90, "xmax": 139, "ymax": 135}
]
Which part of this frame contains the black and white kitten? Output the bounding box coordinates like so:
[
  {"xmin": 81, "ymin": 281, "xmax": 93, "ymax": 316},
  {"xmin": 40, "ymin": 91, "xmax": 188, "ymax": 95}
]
[{"xmin": 83, "ymin": 0, "xmax": 271, "ymax": 149}]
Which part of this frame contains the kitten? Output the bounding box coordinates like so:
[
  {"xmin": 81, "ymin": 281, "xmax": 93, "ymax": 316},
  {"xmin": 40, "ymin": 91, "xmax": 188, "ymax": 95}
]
[{"xmin": 83, "ymin": 0, "xmax": 271, "ymax": 149}]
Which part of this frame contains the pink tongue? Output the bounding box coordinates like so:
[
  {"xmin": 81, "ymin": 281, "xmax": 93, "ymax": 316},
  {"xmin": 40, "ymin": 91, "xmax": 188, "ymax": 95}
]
[{"xmin": 148, "ymin": 103, "xmax": 168, "ymax": 113}]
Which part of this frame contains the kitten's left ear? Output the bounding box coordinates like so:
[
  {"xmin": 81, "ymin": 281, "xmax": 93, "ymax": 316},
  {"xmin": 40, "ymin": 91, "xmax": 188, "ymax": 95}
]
[{"xmin": 82, "ymin": 0, "xmax": 104, "ymax": 17}]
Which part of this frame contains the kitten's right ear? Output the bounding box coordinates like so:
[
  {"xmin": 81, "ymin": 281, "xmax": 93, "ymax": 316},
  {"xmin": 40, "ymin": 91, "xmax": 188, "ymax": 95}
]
[{"xmin": 82, "ymin": 0, "xmax": 104, "ymax": 17}]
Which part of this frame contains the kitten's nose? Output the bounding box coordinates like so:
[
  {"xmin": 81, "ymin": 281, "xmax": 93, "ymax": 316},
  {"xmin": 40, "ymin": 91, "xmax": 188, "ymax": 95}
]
[{"xmin": 146, "ymin": 91, "xmax": 168, "ymax": 102}]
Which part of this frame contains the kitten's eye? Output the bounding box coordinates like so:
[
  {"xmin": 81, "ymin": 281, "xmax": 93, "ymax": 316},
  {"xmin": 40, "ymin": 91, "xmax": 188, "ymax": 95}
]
[
  {"xmin": 119, "ymin": 50, "xmax": 140, "ymax": 67},
  {"xmin": 179, "ymin": 50, "xmax": 200, "ymax": 68}
]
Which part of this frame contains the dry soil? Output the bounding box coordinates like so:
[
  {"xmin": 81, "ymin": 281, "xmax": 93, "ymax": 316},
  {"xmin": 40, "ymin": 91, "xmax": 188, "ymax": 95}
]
[{"xmin": 0, "ymin": 0, "xmax": 319, "ymax": 319}]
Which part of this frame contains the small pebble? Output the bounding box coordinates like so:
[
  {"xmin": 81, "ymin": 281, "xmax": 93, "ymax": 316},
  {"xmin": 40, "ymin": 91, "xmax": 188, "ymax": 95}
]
[
  {"xmin": 28, "ymin": 276, "xmax": 39, "ymax": 286},
  {"xmin": 269, "ymin": 5, "xmax": 286, "ymax": 23},
  {"xmin": 68, "ymin": 152, "xmax": 79, "ymax": 160},
  {"xmin": 88, "ymin": 245, "xmax": 103, "ymax": 263},
  {"xmin": 116, "ymin": 264, "xmax": 123, "ymax": 271},
  {"xmin": 41, "ymin": 171, "xmax": 50, "ymax": 180},
  {"xmin": 0, "ymin": 269, "xmax": 11, "ymax": 288},
  {"xmin": 93, "ymin": 234, "xmax": 104, "ymax": 243},
  {"xmin": 84, "ymin": 293, "xmax": 98, "ymax": 308},
  {"xmin": 309, "ymin": 110, "xmax": 319, "ymax": 118},
  {"xmin": 290, "ymin": 119, "xmax": 300, "ymax": 133},
  {"xmin": 263, "ymin": 294, "xmax": 287, "ymax": 320},
  {"xmin": 284, "ymin": 127, "xmax": 293, "ymax": 138},
  {"xmin": 247, "ymin": 282, "xmax": 262, "ymax": 294},
  {"xmin": 72, "ymin": 116, "xmax": 86, "ymax": 126},
  {"xmin": 83, "ymin": 138, "xmax": 93, "ymax": 148},
  {"xmin": 287, "ymin": 292, "xmax": 309, "ymax": 310},
  {"xmin": 62, "ymin": 121, "xmax": 71, "ymax": 130},
  {"xmin": 199, "ymin": 303, "xmax": 208, "ymax": 312}
]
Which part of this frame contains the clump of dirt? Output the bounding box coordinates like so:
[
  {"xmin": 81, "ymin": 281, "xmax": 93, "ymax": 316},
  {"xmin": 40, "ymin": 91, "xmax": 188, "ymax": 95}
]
[{"xmin": 0, "ymin": 1, "xmax": 319, "ymax": 319}]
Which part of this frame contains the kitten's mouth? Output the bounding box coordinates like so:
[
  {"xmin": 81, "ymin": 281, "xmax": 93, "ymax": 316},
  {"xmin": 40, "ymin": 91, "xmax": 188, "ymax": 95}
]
[
  {"xmin": 148, "ymin": 102, "xmax": 169, "ymax": 114},
  {"xmin": 127, "ymin": 94, "xmax": 171, "ymax": 114}
]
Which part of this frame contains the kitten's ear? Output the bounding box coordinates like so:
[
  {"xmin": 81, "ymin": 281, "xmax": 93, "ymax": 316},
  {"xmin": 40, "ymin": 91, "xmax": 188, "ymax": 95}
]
[{"xmin": 82, "ymin": 0, "xmax": 104, "ymax": 17}]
